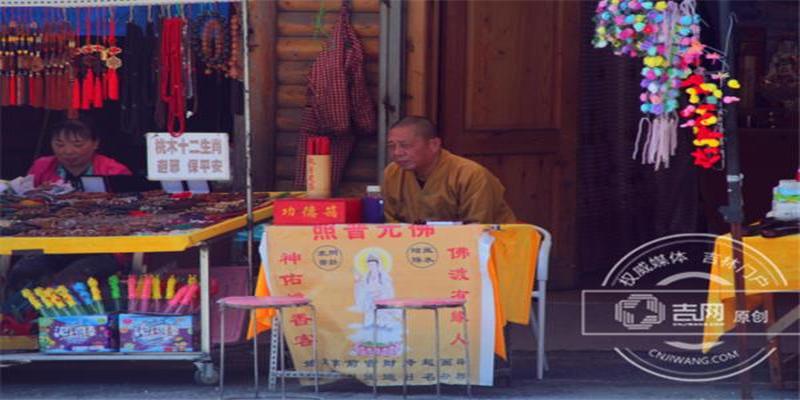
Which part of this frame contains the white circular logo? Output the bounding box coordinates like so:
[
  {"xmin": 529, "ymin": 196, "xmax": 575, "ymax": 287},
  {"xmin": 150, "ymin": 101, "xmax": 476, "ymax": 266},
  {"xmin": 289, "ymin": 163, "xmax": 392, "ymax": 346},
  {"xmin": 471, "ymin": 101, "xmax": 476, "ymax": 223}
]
[{"xmin": 585, "ymin": 233, "xmax": 792, "ymax": 382}]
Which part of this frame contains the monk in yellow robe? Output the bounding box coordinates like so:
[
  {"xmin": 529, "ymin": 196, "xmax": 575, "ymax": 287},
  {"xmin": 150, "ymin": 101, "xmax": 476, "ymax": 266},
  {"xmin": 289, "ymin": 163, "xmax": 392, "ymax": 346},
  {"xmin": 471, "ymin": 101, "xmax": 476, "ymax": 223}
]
[{"xmin": 383, "ymin": 116, "xmax": 517, "ymax": 224}]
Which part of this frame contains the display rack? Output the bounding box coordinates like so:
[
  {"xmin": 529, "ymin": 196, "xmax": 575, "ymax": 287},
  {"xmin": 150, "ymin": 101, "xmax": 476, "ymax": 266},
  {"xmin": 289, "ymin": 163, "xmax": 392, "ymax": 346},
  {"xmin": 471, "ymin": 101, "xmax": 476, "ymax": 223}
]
[{"xmin": 0, "ymin": 194, "xmax": 292, "ymax": 384}]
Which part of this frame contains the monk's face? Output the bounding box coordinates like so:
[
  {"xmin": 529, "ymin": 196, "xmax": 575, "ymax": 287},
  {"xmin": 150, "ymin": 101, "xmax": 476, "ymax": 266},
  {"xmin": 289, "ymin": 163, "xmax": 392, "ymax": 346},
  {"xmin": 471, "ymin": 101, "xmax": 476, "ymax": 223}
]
[{"xmin": 387, "ymin": 126, "xmax": 441, "ymax": 173}]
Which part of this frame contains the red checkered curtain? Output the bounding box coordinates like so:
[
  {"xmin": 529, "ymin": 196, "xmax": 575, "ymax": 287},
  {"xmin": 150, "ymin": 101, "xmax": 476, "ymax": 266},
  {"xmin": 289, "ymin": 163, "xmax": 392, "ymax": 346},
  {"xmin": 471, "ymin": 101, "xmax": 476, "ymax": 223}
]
[{"xmin": 293, "ymin": 0, "xmax": 377, "ymax": 189}]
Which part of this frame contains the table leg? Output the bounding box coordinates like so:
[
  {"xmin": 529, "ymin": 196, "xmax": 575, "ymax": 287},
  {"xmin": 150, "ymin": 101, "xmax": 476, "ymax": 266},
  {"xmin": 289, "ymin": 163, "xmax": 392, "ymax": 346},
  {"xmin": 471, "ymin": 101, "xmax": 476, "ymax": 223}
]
[
  {"xmin": 0, "ymin": 255, "xmax": 11, "ymax": 301},
  {"xmin": 131, "ymin": 253, "xmax": 145, "ymax": 274},
  {"xmin": 766, "ymin": 298, "xmax": 800, "ymax": 390},
  {"xmin": 200, "ymin": 244, "xmax": 211, "ymax": 357}
]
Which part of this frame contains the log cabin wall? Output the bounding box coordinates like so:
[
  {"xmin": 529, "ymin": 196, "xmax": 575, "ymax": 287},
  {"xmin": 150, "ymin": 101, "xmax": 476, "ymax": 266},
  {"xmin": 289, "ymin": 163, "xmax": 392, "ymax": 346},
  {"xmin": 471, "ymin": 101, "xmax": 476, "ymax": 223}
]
[{"xmin": 272, "ymin": 0, "xmax": 381, "ymax": 196}]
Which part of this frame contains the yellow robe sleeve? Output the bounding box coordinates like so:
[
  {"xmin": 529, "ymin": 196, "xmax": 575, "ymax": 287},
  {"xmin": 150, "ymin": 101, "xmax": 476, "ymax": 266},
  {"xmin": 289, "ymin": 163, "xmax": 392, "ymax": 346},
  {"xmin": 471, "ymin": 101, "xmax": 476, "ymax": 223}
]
[
  {"xmin": 382, "ymin": 164, "xmax": 402, "ymax": 222},
  {"xmin": 457, "ymin": 168, "xmax": 516, "ymax": 224}
]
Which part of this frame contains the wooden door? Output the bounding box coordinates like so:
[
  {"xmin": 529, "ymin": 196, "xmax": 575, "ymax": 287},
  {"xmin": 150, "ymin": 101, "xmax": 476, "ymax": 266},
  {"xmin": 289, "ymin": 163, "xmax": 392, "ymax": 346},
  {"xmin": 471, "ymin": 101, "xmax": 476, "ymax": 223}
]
[{"xmin": 438, "ymin": 0, "xmax": 580, "ymax": 287}]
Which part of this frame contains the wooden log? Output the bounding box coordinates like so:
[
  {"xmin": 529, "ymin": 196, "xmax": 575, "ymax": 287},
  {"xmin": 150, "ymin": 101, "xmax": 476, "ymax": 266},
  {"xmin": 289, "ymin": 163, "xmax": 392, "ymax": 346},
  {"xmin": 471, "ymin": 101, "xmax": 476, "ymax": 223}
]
[
  {"xmin": 277, "ymin": 0, "xmax": 380, "ymax": 13},
  {"xmin": 277, "ymin": 107, "xmax": 304, "ymax": 131},
  {"xmin": 274, "ymin": 179, "xmax": 296, "ymax": 191},
  {"xmin": 247, "ymin": 0, "xmax": 278, "ymax": 190},
  {"xmin": 277, "ymin": 37, "xmax": 379, "ymax": 61},
  {"xmin": 278, "ymin": 84, "xmax": 379, "ymax": 107},
  {"xmin": 275, "ymin": 179, "xmax": 377, "ymax": 197},
  {"xmin": 275, "ymin": 155, "xmax": 377, "ymax": 182},
  {"xmin": 275, "ymin": 131, "xmax": 378, "ymax": 157},
  {"xmin": 336, "ymin": 182, "xmax": 372, "ymax": 197},
  {"xmin": 278, "ymin": 85, "xmax": 308, "ymax": 108},
  {"xmin": 278, "ymin": 61, "xmax": 379, "ymax": 85},
  {"xmin": 344, "ymin": 157, "xmax": 379, "ymax": 182},
  {"xmin": 278, "ymin": 11, "xmax": 380, "ymax": 37},
  {"xmin": 275, "ymin": 180, "xmax": 376, "ymax": 195}
]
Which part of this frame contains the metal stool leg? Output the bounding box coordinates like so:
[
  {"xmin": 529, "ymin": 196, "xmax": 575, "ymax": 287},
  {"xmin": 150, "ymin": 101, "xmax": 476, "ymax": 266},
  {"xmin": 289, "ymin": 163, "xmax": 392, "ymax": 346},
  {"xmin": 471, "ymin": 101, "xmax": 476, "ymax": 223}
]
[
  {"xmin": 253, "ymin": 309, "xmax": 259, "ymax": 397},
  {"xmin": 278, "ymin": 308, "xmax": 286, "ymax": 399},
  {"xmin": 268, "ymin": 315, "xmax": 279, "ymax": 391},
  {"xmin": 219, "ymin": 304, "xmax": 226, "ymax": 400},
  {"xmin": 372, "ymin": 306, "xmax": 379, "ymax": 397},
  {"xmin": 308, "ymin": 304, "xmax": 319, "ymax": 394},
  {"xmin": 461, "ymin": 305, "xmax": 471, "ymax": 397},
  {"xmin": 434, "ymin": 308, "xmax": 441, "ymax": 398},
  {"xmin": 401, "ymin": 308, "xmax": 408, "ymax": 399}
]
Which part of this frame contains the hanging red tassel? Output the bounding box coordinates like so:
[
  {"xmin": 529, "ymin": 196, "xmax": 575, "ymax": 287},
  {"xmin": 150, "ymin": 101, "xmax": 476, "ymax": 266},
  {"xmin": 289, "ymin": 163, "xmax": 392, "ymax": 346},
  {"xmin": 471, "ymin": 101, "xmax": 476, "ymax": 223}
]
[
  {"xmin": 43, "ymin": 73, "xmax": 51, "ymax": 110},
  {"xmin": 107, "ymin": 69, "xmax": 119, "ymax": 100},
  {"xmin": 93, "ymin": 74, "xmax": 103, "ymax": 108},
  {"xmin": 102, "ymin": 70, "xmax": 109, "ymax": 97},
  {"xmin": 36, "ymin": 75, "xmax": 44, "ymax": 108},
  {"xmin": 28, "ymin": 76, "xmax": 35, "ymax": 107},
  {"xmin": 71, "ymin": 76, "xmax": 81, "ymax": 110},
  {"xmin": 81, "ymin": 69, "xmax": 94, "ymax": 110},
  {"xmin": 9, "ymin": 73, "xmax": 17, "ymax": 106},
  {"xmin": 0, "ymin": 76, "xmax": 7, "ymax": 106}
]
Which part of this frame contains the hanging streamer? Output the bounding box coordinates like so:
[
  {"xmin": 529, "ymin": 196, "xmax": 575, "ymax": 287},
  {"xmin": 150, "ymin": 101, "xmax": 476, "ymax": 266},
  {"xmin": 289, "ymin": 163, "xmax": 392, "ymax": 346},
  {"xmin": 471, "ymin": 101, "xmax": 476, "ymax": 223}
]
[{"xmin": 593, "ymin": 0, "xmax": 741, "ymax": 170}]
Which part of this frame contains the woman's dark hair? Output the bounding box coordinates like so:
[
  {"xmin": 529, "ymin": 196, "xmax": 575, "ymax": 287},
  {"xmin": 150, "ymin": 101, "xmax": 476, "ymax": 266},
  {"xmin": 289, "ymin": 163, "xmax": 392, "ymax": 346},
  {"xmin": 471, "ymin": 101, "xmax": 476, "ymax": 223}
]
[{"xmin": 49, "ymin": 119, "xmax": 98, "ymax": 142}]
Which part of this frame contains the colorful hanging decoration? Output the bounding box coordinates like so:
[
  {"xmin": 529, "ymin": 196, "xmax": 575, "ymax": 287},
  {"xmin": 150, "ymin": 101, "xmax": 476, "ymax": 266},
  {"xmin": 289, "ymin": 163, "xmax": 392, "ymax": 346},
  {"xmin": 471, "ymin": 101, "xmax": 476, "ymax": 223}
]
[
  {"xmin": 679, "ymin": 70, "xmax": 740, "ymax": 168},
  {"xmin": 593, "ymin": 0, "xmax": 741, "ymax": 170}
]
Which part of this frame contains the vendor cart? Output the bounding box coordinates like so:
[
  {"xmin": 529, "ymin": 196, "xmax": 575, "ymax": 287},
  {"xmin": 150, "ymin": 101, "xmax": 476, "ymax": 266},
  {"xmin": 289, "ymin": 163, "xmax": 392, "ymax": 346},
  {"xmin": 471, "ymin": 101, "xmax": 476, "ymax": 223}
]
[{"xmin": 0, "ymin": 193, "xmax": 292, "ymax": 385}]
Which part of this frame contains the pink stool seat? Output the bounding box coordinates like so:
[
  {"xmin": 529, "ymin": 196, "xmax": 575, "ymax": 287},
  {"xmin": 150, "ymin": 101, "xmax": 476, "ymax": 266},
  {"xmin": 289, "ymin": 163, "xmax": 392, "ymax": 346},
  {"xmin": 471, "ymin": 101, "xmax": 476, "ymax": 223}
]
[
  {"xmin": 218, "ymin": 295, "xmax": 310, "ymax": 309},
  {"xmin": 374, "ymin": 298, "xmax": 466, "ymax": 309}
]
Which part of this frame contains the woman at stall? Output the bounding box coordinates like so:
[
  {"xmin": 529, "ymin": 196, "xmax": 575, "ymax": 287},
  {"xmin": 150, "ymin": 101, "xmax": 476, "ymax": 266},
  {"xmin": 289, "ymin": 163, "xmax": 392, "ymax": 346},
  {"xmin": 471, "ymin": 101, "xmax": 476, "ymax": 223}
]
[
  {"xmin": 27, "ymin": 119, "xmax": 131, "ymax": 188},
  {"xmin": 3, "ymin": 120, "xmax": 132, "ymax": 334}
]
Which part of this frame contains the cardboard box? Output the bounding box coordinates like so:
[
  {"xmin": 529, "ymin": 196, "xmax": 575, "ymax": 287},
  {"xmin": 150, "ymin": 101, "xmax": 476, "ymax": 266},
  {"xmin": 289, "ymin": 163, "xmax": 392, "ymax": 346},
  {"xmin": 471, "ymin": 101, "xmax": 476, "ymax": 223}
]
[
  {"xmin": 273, "ymin": 198, "xmax": 362, "ymax": 225},
  {"xmin": 119, "ymin": 314, "xmax": 195, "ymax": 352},
  {"xmin": 38, "ymin": 315, "xmax": 117, "ymax": 353}
]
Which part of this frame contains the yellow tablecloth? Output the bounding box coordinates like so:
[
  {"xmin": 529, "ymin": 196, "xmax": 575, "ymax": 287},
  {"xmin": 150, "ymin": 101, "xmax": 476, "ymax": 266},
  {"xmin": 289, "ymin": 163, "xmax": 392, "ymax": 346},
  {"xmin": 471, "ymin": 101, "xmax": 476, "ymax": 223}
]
[
  {"xmin": 248, "ymin": 224, "xmax": 541, "ymax": 360},
  {"xmin": 702, "ymin": 234, "xmax": 800, "ymax": 353}
]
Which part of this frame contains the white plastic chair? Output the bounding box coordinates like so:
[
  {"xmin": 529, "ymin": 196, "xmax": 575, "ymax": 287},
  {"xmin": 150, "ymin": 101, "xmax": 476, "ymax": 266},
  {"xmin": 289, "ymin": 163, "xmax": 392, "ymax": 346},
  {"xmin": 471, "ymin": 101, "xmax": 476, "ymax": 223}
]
[{"xmin": 530, "ymin": 225, "xmax": 551, "ymax": 379}]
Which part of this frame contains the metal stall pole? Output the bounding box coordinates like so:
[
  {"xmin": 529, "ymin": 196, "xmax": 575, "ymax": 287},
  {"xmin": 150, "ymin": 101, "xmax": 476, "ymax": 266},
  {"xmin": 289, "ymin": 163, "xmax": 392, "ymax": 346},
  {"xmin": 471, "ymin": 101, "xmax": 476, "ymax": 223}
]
[
  {"xmin": 198, "ymin": 242, "xmax": 215, "ymax": 381},
  {"xmin": 715, "ymin": 3, "xmax": 751, "ymax": 399},
  {"xmin": 378, "ymin": 0, "xmax": 404, "ymax": 186},
  {"xmin": 241, "ymin": 0, "xmax": 254, "ymax": 296}
]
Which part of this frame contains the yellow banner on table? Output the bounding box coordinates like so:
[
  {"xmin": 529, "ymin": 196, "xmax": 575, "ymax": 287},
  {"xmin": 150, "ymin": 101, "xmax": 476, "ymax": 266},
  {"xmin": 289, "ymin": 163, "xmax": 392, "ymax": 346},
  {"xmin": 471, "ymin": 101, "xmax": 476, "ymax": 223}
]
[
  {"xmin": 702, "ymin": 234, "xmax": 800, "ymax": 353},
  {"xmin": 263, "ymin": 224, "xmax": 495, "ymax": 386}
]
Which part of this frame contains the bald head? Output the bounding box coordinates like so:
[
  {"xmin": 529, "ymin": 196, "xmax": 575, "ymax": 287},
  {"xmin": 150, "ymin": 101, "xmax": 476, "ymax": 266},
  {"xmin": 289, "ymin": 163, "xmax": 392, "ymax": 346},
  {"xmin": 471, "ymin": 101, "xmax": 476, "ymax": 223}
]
[{"xmin": 389, "ymin": 116, "xmax": 438, "ymax": 140}]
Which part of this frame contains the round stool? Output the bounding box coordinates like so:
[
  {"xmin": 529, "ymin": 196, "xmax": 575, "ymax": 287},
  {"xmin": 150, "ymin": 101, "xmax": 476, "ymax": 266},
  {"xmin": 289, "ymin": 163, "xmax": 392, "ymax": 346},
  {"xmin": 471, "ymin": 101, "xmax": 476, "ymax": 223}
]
[
  {"xmin": 218, "ymin": 296, "xmax": 319, "ymax": 400},
  {"xmin": 372, "ymin": 298, "xmax": 471, "ymax": 398}
]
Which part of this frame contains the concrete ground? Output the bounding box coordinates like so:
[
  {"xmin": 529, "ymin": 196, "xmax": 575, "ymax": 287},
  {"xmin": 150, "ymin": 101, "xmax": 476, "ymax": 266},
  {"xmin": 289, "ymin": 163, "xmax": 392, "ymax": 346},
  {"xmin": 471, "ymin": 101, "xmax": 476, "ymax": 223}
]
[
  {"xmin": 1, "ymin": 291, "xmax": 797, "ymax": 399},
  {"xmin": 0, "ymin": 349, "xmax": 797, "ymax": 400}
]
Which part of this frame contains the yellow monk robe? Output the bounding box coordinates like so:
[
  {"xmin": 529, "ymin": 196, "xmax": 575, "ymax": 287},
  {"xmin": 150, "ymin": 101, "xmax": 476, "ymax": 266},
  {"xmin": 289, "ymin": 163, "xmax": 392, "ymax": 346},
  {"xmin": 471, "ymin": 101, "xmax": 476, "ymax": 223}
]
[{"xmin": 383, "ymin": 150, "xmax": 517, "ymax": 224}]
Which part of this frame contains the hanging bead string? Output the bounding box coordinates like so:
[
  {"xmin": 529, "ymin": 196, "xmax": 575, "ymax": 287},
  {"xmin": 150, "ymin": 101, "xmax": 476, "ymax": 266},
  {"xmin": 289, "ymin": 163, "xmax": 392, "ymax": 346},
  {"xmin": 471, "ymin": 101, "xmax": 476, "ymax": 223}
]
[
  {"xmin": 160, "ymin": 16, "xmax": 186, "ymax": 137},
  {"xmin": 226, "ymin": 2, "xmax": 242, "ymax": 81}
]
